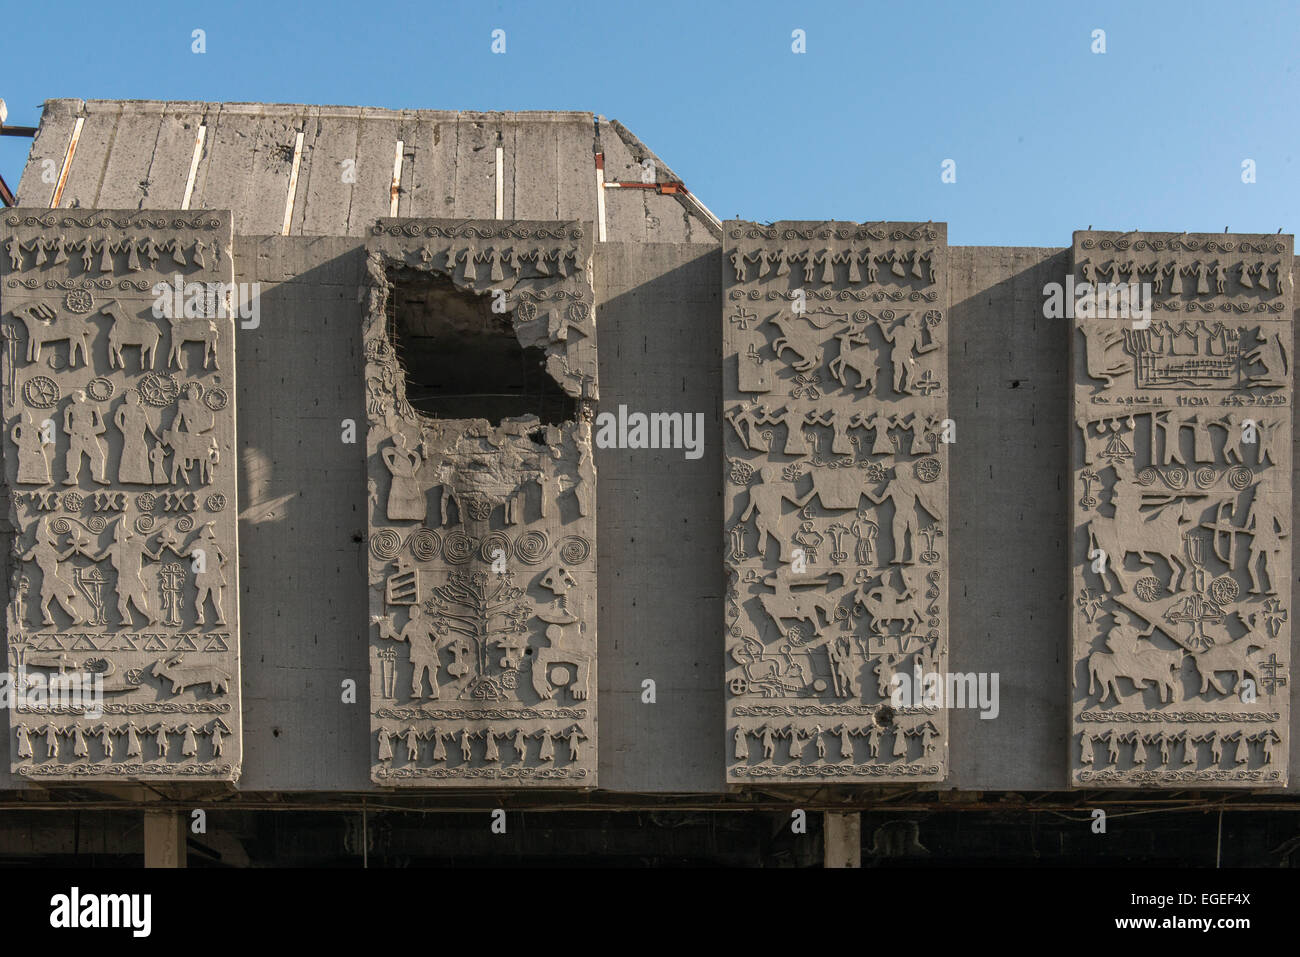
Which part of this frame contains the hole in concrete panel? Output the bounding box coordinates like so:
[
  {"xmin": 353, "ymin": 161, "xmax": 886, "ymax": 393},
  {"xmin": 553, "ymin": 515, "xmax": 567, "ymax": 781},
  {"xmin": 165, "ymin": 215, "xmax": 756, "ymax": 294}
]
[{"xmin": 386, "ymin": 266, "xmax": 576, "ymax": 425}]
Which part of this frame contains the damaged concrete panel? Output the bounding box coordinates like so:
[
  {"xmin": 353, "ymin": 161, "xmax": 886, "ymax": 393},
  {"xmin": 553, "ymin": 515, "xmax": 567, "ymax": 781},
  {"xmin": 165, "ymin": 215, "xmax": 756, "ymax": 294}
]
[
  {"xmin": 1070, "ymin": 230, "xmax": 1293, "ymax": 787},
  {"xmin": 1, "ymin": 208, "xmax": 242, "ymax": 782},
  {"xmin": 365, "ymin": 218, "xmax": 598, "ymax": 787},
  {"xmin": 723, "ymin": 221, "xmax": 950, "ymax": 785}
]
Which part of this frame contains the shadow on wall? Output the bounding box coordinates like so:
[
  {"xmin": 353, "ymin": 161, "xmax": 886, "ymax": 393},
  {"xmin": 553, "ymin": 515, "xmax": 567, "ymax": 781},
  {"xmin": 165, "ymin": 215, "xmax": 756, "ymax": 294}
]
[{"xmin": 593, "ymin": 244, "xmax": 727, "ymax": 792}]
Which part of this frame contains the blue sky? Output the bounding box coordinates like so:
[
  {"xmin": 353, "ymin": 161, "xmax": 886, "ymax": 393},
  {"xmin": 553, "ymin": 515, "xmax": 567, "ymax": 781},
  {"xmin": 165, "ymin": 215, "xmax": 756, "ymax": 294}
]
[{"xmin": 4, "ymin": 0, "xmax": 1297, "ymax": 245}]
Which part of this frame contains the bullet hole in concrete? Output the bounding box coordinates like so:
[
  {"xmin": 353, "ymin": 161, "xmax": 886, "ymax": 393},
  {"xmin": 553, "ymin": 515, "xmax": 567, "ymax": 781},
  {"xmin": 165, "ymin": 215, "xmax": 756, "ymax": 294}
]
[
  {"xmin": 1010, "ymin": 380, "xmax": 1021, "ymax": 389},
  {"xmin": 874, "ymin": 706, "xmax": 895, "ymax": 728},
  {"xmin": 387, "ymin": 266, "xmax": 576, "ymax": 424},
  {"xmin": 272, "ymin": 727, "xmax": 282, "ymax": 738},
  {"xmin": 351, "ymin": 532, "xmax": 364, "ymax": 544}
]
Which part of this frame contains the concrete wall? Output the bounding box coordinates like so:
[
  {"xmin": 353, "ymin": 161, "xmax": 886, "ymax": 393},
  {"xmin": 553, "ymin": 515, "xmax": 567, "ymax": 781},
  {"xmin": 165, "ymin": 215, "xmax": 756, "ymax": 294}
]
[
  {"xmin": 2, "ymin": 235, "xmax": 1296, "ymax": 798},
  {"xmin": 3, "ymin": 98, "xmax": 1298, "ymax": 799},
  {"xmin": 3, "ymin": 239, "xmax": 1296, "ymax": 796},
  {"xmin": 16, "ymin": 101, "xmax": 718, "ymax": 243}
]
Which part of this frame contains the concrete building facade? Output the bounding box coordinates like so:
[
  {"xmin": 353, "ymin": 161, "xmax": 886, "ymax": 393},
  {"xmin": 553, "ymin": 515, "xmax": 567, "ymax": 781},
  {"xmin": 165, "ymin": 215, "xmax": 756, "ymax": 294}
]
[{"xmin": 0, "ymin": 99, "xmax": 1295, "ymax": 866}]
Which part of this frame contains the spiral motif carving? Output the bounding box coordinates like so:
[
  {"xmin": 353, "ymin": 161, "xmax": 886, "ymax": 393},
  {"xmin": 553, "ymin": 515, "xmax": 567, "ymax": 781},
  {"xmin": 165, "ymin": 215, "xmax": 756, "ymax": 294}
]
[
  {"xmin": 370, "ymin": 529, "xmax": 401, "ymax": 560},
  {"xmin": 407, "ymin": 528, "xmax": 440, "ymax": 562},
  {"xmin": 442, "ymin": 531, "xmax": 475, "ymax": 565},
  {"xmin": 480, "ymin": 530, "xmax": 512, "ymax": 563},
  {"xmin": 558, "ymin": 535, "xmax": 591, "ymax": 565},
  {"xmin": 514, "ymin": 530, "xmax": 550, "ymax": 565}
]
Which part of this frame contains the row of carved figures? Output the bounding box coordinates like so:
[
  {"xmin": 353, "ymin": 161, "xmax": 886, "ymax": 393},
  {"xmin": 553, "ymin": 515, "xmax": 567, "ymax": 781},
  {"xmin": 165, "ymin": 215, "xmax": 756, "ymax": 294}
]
[
  {"xmin": 12, "ymin": 388, "xmax": 219, "ymax": 487},
  {"xmin": 377, "ymin": 724, "xmax": 587, "ymax": 764},
  {"xmin": 14, "ymin": 719, "xmax": 230, "ymax": 761},
  {"xmin": 410, "ymin": 244, "xmax": 585, "ymax": 281},
  {"xmin": 14, "ymin": 517, "xmax": 228, "ymax": 629},
  {"xmin": 378, "ymin": 433, "xmax": 592, "ymax": 526},
  {"xmin": 729, "ymin": 247, "xmax": 938, "ymax": 285},
  {"xmin": 734, "ymin": 721, "xmax": 939, "ymax": 762},
  {"xmin": 9, "ymin": 299, "xmax": 221, "ymax": 371},
  {"xmin": 1076, "ymin": 259, "xmax": 1286, "ymax": 296},
  {"xmin": 728, "ymin": 404, "xmax": 946, "ymax": 456},
  {"xmin": 5, "ymin": 235, "xmax": 220, "ymax": 273},
  {"xmin": 1079, "ymin": 728, "xmax": 1281, "ymax": 767},
  {"xmin": 1078, "ymin": 409, "xmax": 1284, "ymax": 469}
]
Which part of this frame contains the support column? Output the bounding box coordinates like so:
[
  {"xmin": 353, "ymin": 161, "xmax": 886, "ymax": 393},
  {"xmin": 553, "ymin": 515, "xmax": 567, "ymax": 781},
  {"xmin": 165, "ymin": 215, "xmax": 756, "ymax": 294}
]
[
  {"xmin": 823, "ymin": 811, "xmax": 860, "ymax": 868},
  {"xmin": 143, "ymin": 810, "xmax": 186, "ymax": 868}
]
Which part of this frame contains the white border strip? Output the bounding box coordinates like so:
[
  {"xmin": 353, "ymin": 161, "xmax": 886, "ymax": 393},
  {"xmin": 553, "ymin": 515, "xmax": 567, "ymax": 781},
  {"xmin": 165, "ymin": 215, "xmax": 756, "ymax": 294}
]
[
  {"xmin": 495, "ymin": 146, "xmax": 504, "ymax": 219},
  {"xmin": 280, "ymin": 130, "xmax": 305, "ymax": 236},
  {"xmin": 595, "ymin": 152, "xmax": 607, "ymax": 242},
  {"xmin": 49, "ymin": 116, "xmax": 84, "ymax": 208},
  {"xmin": 180, "ymin": 124, "xmax": 207, "ymax": 211},
  {"xmin": 389, "ymin": 140, "xmax": 404, "ymax": 217}
]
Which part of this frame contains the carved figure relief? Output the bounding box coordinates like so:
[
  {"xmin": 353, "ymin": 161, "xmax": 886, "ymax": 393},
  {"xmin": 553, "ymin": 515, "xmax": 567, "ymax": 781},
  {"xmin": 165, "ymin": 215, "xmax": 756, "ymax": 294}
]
[
  {"xmin": 2, "ymin": 210, "xmax": 242, "ymax": 781},
  {"xmin": 724, "ymin": 221, "xmax": 949, "ymax": 783},
  {"xmin": 366, "ymin": 219, "xmax": 597, "ymax": 787},
  {"xmin": 1070, "ymin": 231, "xmax": 1291, "ymax": 787}
]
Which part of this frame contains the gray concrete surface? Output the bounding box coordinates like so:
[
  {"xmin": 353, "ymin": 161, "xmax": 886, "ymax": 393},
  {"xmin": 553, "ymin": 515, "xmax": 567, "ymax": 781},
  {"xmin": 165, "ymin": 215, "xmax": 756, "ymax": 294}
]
[
  {"xmin": 16, "ymin": 101, "xmax": 717, "ymax": 243},
  {"xmin": 2, "ymin": 99, "xmax": 1296, "ymax": 799}
]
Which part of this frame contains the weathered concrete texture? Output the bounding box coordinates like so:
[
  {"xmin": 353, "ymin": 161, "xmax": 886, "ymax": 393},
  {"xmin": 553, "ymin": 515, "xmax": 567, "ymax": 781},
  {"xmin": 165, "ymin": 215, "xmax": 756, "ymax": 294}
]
[
  {"xmin": 1, "ymin": 209, "xmax": 241, "ymax": 782},
  {"xmin": 363, "ymin": 220, "xmax": 598, "ymax": 787},
  {"xmin": 0, "ymin": 220, "xmax": 1290, "ymax": 797},
  {"xmin": 945, "ymin": 247, "xmax": 1071, "ymax": 792},
  {"xmin": 1070, "ymin": 232, "xmax": 1292, "ymax": 788},
  {"xmin": 227, "ymin": 236, "xmax": 372, "ymax": 791},
  {"xmin": 16, "ymin": 101, "xmax": 717, "ymax": 244},
  {"xmin": 596, "ymin": 118, "xmax": 719, "ymax": 245},
  {"xmin": 594, "ymin": 243, "xmax": 724, "ymax": 792},
  {"xmin": 722, "ymin": 221, "xmax": 950, "ymax": 784}
]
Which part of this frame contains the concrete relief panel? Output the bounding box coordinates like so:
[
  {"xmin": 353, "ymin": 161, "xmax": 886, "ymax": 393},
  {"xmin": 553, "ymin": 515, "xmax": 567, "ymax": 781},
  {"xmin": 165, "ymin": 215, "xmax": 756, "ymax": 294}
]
[
  {"xmin": 365, "ymin": 219, "xmax": 598, "ymax": 787},
  {"xmin": 723, "ymin": 221, "xmax": 950, "ymax": 784},
  {"xmin": 1, "ymin": 209, "xmax": 241, "ymax": 782},
  {"xmin": 1070, "ymin": 230, "xmax": 1292, "ymax": 787}
]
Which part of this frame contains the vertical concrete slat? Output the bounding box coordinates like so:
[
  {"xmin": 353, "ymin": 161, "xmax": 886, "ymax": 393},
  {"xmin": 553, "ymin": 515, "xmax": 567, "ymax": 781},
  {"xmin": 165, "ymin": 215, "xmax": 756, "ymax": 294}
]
[
  {"xmin": 344, "ymin": 112, "xmax": 398, "ymax": 236},
  {"xmin": 555, "ymin": 114, "xmax": 597, "ymax": 229},
  {"xmin": 597, "ymin": 119, "xmax": 647, "ymax": 244},
  {"xmin": 297, "ymin": 108, "xmax": 362, "ymax": 236},
  {"xmin": 512, "ymin": 117, "xmax": 559, "ymax": 222},
  {"xmin": 54, "ymin": 101, "xmax": 120, "ymax": 208},
  {"xmin": 15, "ymin": 99, "xmax": 82, "ymax": 207},
  {"xmin": 451, "ymin": 115, "xmax": 495, "ymax": 220},
  {"xmin": 398, "ymin": 114, "xmax": 444, "ymax": 220},
  {"xmin": 92, "ymin": 102, "xmax": 166, "ymax": 209},
  {"xmin": 142, "ymin": 103, "xmax": 211, "ymax": 210}
]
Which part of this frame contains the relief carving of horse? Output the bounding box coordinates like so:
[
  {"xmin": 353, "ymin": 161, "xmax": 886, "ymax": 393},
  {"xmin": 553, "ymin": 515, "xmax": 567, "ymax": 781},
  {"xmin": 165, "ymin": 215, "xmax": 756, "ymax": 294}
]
[
  {"xmin": 1190, "ymin": 637, "xmax": 1265, "ymax": 696},
  {"xmin": 102, "ymin": 300, "xmax": 161, "ymax": 370},
  {"xmin": 13, "ymin": 302, "xmax": 93, "ymax": 366},
  {"xmin": 1087, "ymin": 646, "xmax": 1183, "ymax": 704}
]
